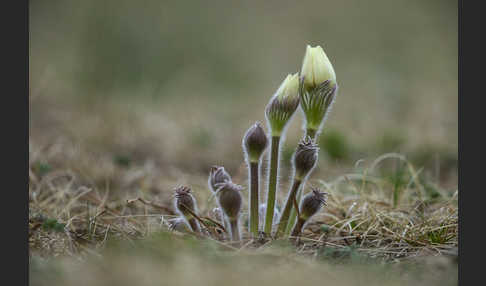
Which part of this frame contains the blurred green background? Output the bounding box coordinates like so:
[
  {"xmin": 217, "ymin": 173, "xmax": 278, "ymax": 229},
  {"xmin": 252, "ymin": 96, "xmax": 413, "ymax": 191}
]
[{"xmin": 29, "ymin": 0, "xmax": 457, "ymax": 189}]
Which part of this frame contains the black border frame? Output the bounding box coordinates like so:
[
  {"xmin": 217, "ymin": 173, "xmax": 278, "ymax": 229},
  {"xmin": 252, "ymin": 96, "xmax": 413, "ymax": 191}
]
[{"xmin": 2, "ymin": 0, "xmax": 29, "ymax": 285}]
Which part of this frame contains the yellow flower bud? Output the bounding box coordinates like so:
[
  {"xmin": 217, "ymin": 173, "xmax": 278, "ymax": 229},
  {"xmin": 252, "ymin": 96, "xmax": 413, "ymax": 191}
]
[
  {"xmin": 301, "ymin": 45, "xmax": 336, "ymax": 90},
  {"xmin": 265, "ymin": 73, "xmax": 300, "ymax": 136},
  {"xmin": 275, "ymin": 73, "xmax": 300, "ymax": 101}
]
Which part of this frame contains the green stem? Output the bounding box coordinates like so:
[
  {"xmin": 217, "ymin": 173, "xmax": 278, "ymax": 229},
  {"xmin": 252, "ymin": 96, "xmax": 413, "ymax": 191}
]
[
  {"xmin": 285, "ymin": 187, "xmax": 302, "ymax": 234},
  {"xmin": 249, "ymin": 161, "xmax": 260, "ymax": 236},
  {"xmin": 264, "ymin": 136, "xmax": 281, "ymax": 234},
  {"xmin": 286, "ymin": 127, "xmax": 318, "ymax": 234},
  {"xmin": 275, "ymin": 178, "xmax": 302, "ymax": 237}
]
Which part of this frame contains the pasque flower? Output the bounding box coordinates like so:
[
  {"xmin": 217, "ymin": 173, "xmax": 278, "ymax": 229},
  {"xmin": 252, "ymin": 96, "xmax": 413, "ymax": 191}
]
[
  {"xmin": 299, "ymin": 45, "xmax": 338, "ymax": 140},
  {"xmin": 263, "ymin": 73, "xmax": 300, "ymax": 234},
  {"xmin": 291, "ymin": 188, "xmax": 328, "ymax": 237},
  {"xmin": 243, "ymin": 122, "xmax": 268, "ymax": 236},
  {"xmin": 215, "ymin": 181, "xmax": 243, "ymax": 241},
  {"xmin": 173, "ymin": 186, "xmax": 201, "ymax": 233},
  {"xmin": 243, "ymin": 122, "xmax": 268, "ymax": 163},
  {"xmin": 265, "ymin": 73, "xmax": 300, "ymax": 137},
  {"xmin": 208, "ymin": 166, "xmax": 232, "ymax": 193}
]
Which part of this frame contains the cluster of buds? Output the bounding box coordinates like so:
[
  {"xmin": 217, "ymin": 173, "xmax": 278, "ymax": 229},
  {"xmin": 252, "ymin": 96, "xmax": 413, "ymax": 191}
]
[
  {"xmin": 275, "ymin": 137, "xmax": 319, "ymax": 236},
  {"xmin": 171, "ymin": 43, "xmax": 336, "ymax": 242},
  {"xmin": 209, "ymin": 166, "xmax": 244, "ymax": 242}
]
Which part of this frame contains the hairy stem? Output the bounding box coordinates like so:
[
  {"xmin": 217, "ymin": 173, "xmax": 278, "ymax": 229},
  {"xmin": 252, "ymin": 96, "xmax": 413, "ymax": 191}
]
[
  {"xmin": 229, "ymin": 219, "xmax": 240, "ymax": 241},
  {"xmin": 264, "ymin": 136, "xmax": 281, "ymax": 234},
  {"xmin": 249, "ymin": 161, "xmax": 260, "ymax": 236},
  {"xmin": 285, "ymin": 188, "xmax": 302, "ymax": 235},
  {"xmin": 291, "ymin": 217, "xmax": 306, "ymax": 237},
  {"xmin": 275, "ymin": 178, "xmax": 302, "ymax": 237},
  {"xmin": 222, "ymin": 213, "xmax": 230, "ymax": 234},
  {"xmin": 187, "ymin": 218, "xmax": 200, "ymax": 233}
]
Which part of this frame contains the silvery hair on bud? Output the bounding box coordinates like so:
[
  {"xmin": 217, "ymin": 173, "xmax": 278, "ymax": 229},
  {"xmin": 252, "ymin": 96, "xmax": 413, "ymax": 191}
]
[
  {"xmin": 300, "ymin": 187, "xmax": 328, "ymax": 220},
  {"xmin": 299, "ymin": 77, "xmax": 339, "ymax": 135},
  {"xmin": 265, "ymin": 93, "xmax": 300, "ymax": 133},
  {"xmin": 215, "ymin": 181, "xmax": 243, "ymax": 220},
  {"xmin": 243, "ymin": 122, "xmax": 268, "ymax": 162},
  {"xmin": 208, "ymin": 166, "xmax": 232, "ymax": 193},
  {"xmin": 293, "ymin": 136, "xmax": 319, "ymax": 179},
  {"xmin": 173, "ymin": 186, "xmax": 198, "ymax": 216}
]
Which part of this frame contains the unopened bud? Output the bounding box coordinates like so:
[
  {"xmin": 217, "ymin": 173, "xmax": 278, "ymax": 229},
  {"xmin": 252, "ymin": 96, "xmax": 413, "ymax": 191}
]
[
  {"xmin": 265, "ymin": 73, "xmax": 300, "ymax": 136},
  {"xmin": 215, "ymin": 182, "xmax": 243, "ymax": 221},
  {"xmin": 291, "ymin": 188, "xmax": 327, "ymax": 237},
  {"xmin": 208, "ymin": 166, "xmax": 232, "ymax": 193},
  {"xmin": 243, "ymin": 122, "xmax": 268, "ymax": 163},
  {"xmin": 173, "ymin": 186, "xmax": 201, "ymax": 233},
  {"xmin": 215, "ymin": 181, "xmax": 243, "ymax": 241},
  {"xmin": 293, "ymin": 137, "xmax": 319, "ymax": 180},
  {"xmin": 299, "ymin": 187, "xmax": 328, "ymax": 220},
  {"xmin": 299, "ymin": 45, "xmax": 338, "ymax": 136},
  {"xmin": 301, "ymin": 45, "xmax": 336, "ymax": 91}
]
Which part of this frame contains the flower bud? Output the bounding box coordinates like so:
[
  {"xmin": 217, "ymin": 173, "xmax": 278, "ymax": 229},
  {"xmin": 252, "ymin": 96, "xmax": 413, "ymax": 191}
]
[
  {"xmin": 299, "ymin": 187, "xmax": 327, "ymax": 220},
  {"xmin": 293, "ymin": 136, "xmax": 319, "ymax": 180},
  {"xmin": 215, "ymin": 181, "xmax": 243, "ymax": 241},
  {"xmin": 215, "ymin": 182, "xmax": 243, "ymax": 221},
  {"xmin": 265, "ymin": 73, "xmax": 300, "ymax": 136},
  {"xmin": 301, "ymin": 45, "xmax": 336, "ymax": 91},
  {"xmin": 208, "ymin": 166, "xmax": 232, "ymax": 193},
  {"xmin": 173, "ymin": 186, "xmax": 201, "ymax": 233},
  {"xmin": 174, "ymin": 186, "xmax": 197, "ymax": 217},
  {"xmin": 299, "ymin": 45, "xmax": 338, "ymax": 137},
  {"xmin": 243, "ymin": 122, "xmax": 268, "ymax": 163}
]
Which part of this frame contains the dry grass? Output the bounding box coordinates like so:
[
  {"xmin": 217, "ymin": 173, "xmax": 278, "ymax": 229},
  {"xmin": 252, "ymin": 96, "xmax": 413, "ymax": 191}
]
[
  {"xmin": 29, "ymin": 126, "xmax": 458, "ymax": 286},
  {"xmin": 29, "ymin": 144, "xmax": 458, "ymax": 257},
  {"xmin": 29, "ymin": 90, "xmax": 458, "ymax": 285}
]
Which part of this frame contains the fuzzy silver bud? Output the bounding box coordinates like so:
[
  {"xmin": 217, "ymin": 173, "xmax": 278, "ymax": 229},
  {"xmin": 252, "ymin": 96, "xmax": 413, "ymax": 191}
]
[
  {"xmin": 215, "ymin": 181, "xmax": 243, "ymax": 241},
  {"xmin": 208, "ymin": 166, "xmax": 232, "ymax": 193},
  {"xmin": 293, "ymin": 137, "xmax": 319, "ymax": 180},
  {"xmin": 174, "ymin": 186, "xmax": 196, "ymax": 217},
  {"xmin": 291, "ymin": 188, "xmax": 327, "ymax": 237},
  {"xmin": 173, "ymin": 186, "xmax": 201, "ymax": 233},
  {"xmin": 215, "ymin": 182, "xmax": 243, "ymax": 220},
  {"xmin": 299, "ymin": 187, "xmax": 327, "ymax": 220},
  {"xmin": 243, "ymin": 122, "xmax": 268, "ymax": 163}
]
